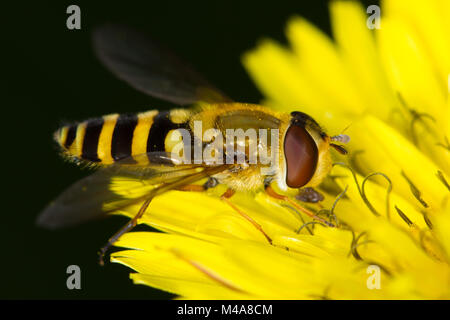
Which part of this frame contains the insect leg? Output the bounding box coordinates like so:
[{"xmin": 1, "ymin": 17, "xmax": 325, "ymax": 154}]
[
  {"xmin": 220, "ymin": 188, "xmax": 272, "ymax": 244},
  {"xmin": 296, "ymin": 187, "xmax": 324, "ymax": 204},
  {"xmin": 176, "ymin": 177, "xmax": 219, "ymax": 192},
  {"xmin": 176, "ymin": 185, "xmax": 206, "ymax": 192},
  {"xmin": 98, "ymin": 198, "xmax": 152, "ymax": 266},
  {"xmin": 265, "ymin": 185, "xmax": 335, "ymax": 227}
]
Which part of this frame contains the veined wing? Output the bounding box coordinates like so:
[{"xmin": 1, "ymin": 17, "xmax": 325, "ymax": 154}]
[
  {"xmin": 92, "ymin": 24, "xmax": 231, "ymax": 105},
  {"xmin": 37, "ymin": 152, "xmax": 230, "ymax": 229}
]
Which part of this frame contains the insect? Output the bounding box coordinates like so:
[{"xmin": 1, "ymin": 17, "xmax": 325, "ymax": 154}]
[{"xmin": 38, "ymin": 25, "xmax": 349, "ymax": 264}]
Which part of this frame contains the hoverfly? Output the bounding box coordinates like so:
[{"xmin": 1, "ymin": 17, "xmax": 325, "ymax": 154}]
[{"xmin": 38, "ymin": 25, "xmax": 349, "ymax": 264}]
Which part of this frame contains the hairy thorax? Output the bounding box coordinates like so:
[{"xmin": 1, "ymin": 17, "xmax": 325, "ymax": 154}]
[{"xmin": 215, "ymin": 164, "xmax": 268, "ymax": 192}]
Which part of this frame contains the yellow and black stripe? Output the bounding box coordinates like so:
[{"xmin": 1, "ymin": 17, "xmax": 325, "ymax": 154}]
[
  {"xmin": 111, "ymin": 113, "xmax": 138, "ymax": 161},
  {"xmin": 55, "ymin": 110, "xmax": 192, "ymax": 165}
]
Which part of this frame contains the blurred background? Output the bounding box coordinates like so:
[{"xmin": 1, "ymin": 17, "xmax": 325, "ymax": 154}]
[{"xmin": 3, "ymin": 0, "xmax": 377, "ymax": 299}]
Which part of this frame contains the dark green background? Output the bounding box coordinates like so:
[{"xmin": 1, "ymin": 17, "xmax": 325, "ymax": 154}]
[{"xmin": 3, "ymin": 0, "xmax": 376, "ymax": 299}]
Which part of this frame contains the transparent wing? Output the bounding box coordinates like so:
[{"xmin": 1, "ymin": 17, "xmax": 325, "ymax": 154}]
[
  {"xmin": 37, "ymin": 153, "xmax": 229, "ymax": 229},
  {"xmin": 92, "ymin": 24, "xmax": 231, "ymax": 105}
]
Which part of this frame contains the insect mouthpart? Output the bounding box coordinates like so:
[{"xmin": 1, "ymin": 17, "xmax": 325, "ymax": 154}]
[
  {"xmin": 331, "ymin": 134, "xmax": 351, "ymax": 144},
  {"xmin": 330, "ymin": 134, "xmax": 350, "ymax": 155}
]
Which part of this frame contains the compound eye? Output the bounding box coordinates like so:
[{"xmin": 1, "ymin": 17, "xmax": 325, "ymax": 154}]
[{"xmin": 284, "ymin": 125, "xmax": 318, "ymax": 188}]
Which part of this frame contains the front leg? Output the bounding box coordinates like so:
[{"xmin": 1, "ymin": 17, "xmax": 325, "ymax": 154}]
[
  {"xmin": 220, "ymin": 188, "xmax": 272, "ymax": 245},
  {"xmin": 296, "ymin": 187, "xmax": 324, "ymax": 203},
  {"xmin": 176, "ymin": 177, "xmax": 219, "ymax": 192},
  {"xmin": 264, "ymin": 185, "xmax": 334, "ymax": 227}
]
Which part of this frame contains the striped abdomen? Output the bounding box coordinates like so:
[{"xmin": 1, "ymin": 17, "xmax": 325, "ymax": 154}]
[{"xmin": 55, "ymin": 109, "xmax": 192, "ymax": 165}]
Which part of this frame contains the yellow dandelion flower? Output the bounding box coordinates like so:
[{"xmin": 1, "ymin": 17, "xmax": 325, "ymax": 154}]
[{"xmin": 111, "ymin": 0, "xmax": 450, "ymax": 299}]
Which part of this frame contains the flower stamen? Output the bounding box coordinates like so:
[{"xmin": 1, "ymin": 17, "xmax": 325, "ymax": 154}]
[
  {"xmin": 362, "ymin": 172, "xmax": 392, "ymax": 220},
  {"xmin": 436, "ymin": 136, "xmax": 450, "ymax": 152},
  {"xmin": 421, "ymin": 212, "xmax": 433, "ymax": 229},
  {"xmin": 436, "ymin": 170, "xmax": 450, "ymax": 192},
  {"xmin": 401, "ymin": 171, "xmax": 429, "ymax": 208},
  {"xmin": 394, "ymin": 206, "xmax": 413, "ymax": 227},
  {"xmin": 281, "ymin": 204, "xmax": 314, "ymax": 235},
  {"xmin": 333, "ymin": 163, "xmax": 392, "ymax": 218},
  {"xmin": 296, "ymin": 221, "xmax": 321, "ymax": 234}
]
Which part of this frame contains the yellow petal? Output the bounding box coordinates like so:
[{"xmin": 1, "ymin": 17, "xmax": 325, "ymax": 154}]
[
  {"xmin": 383, "ymin": 0, "xmax": 450, "ymax": 86},
  {"xmin": 344, "ymin": 116, "xmax": 448, "ymax": 210},
  {"xmin": 377, "ymin": 18, "xmax": 446, "ymax": 122},
  {"xmin": 131, "ymin": 274, "xmax": 252, "ymax": 299},
  {"xmin": 287, "ymin": 16, "xmax": 365, "ymax": 114},
  {"xmin": 242, "ymin": 39, "xmax": 321, "ymax": 109},
  {"xmin": 330, "ymin": 1, "xmax": 396, "ymax": 119}
]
